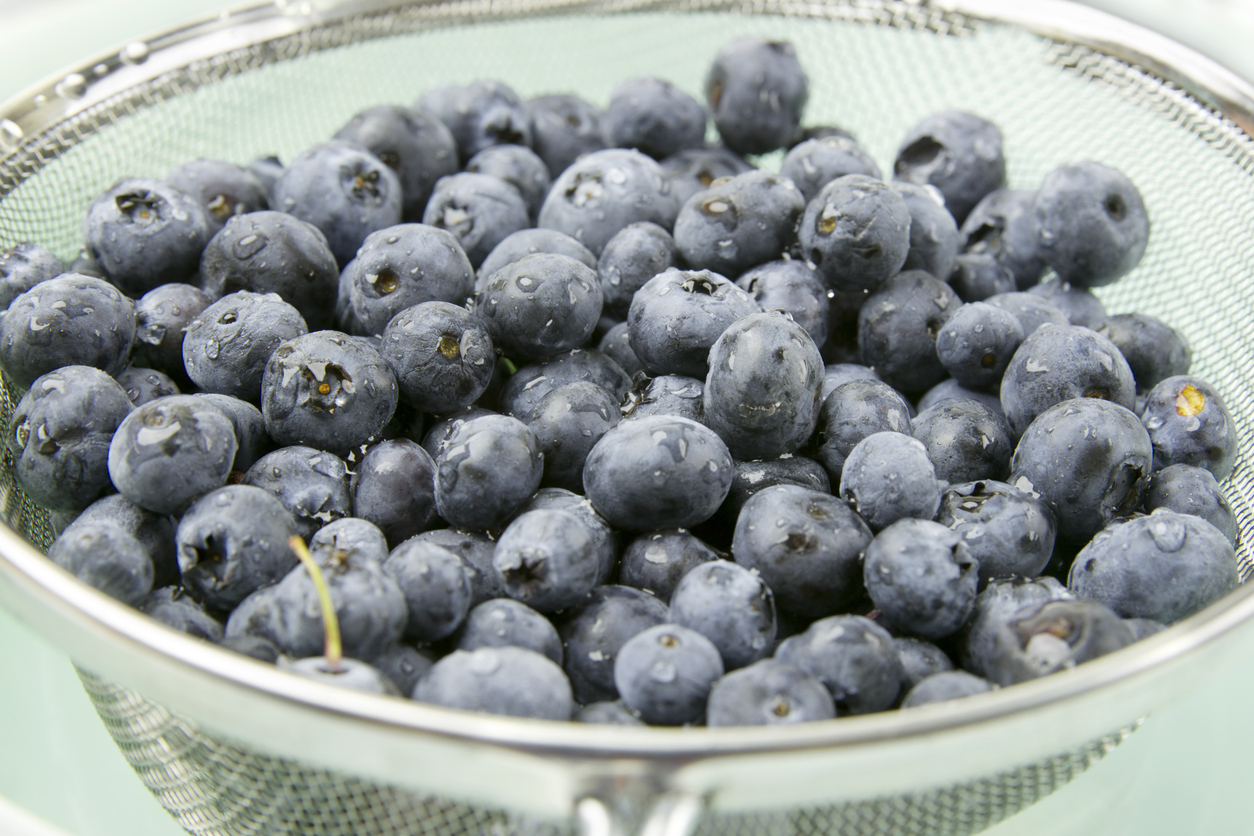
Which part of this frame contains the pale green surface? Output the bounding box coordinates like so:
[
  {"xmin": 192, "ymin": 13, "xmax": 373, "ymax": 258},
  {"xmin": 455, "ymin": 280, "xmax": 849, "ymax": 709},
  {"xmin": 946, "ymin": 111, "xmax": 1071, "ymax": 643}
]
[{"xmin": 3, "ymin": 1, "xmax": 1254, "ymax": 834}]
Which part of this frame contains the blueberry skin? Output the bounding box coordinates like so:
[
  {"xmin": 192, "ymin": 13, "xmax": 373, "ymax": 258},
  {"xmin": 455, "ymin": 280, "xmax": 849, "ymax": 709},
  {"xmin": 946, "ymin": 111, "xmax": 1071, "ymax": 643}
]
[
  {"xmin": 538, "ymin": 148, "xmax": 680, "ymax": 256},
  {"xmin": 820, "ymin": 363, "xmax": 879, "ymax": 400},
  {"xmin": 474, "ymin": 253, "xmax": 603, "ymax": 361},
  {"xmin": 893, "ymin": 111, "xmax": 1006, "ymax": 225},
  {"xmin": 434, "ymin": 413, "xmax": 543, "ymax": 531},
  {"xmin": 499, "ymin": 348, "xmax": 631, "ymax": 424},
  {"xmin": 602, "ymin": 77, "xmax": 707, "ymax": 161},
  {"xmin": 721, "ymin": 455, "xmax": 830, "ymax": 523},
  {"xmin": 674, "ymin": 171, "xmax": 805, "ymax": 277},
  {"xmin": 961, "ymin": 189, "xmax": 1046, "ymax": 290},
  {"xmin": 707, "ymin": 659, "xmax": 835, "ymax": 726},
  {"xmin": 311, "ymin": 517, "xmax": 390, "ymax": 565},
  {"xmin": 815, "ymin": 379, "xmax": 913, "ymax": 481},
  {"xmin": 891, "ymin": 181, "xmax": 961, "ymax": 281},
  {"xmin": 561, "ymin": 585, "xmax": 670, "ymax": 704},
  {"xmin": 937, "ymin": 480, "xmax": 1057, "ymax": 586},
  {"xmin": 774, "ymin": 615, "xmax": 903, "ymax": 715},
  {"xmin": 182, "ymin": 291, "xmax": 309, "ymax": 403},
  {"xmin": 575, "ymin": 701, "xmax": 646, "ymax": 725},
  {"xmin": 0, "ymin": 242, "xmax": 64, "ymax": 310},
  {"xmin": 911, "ymin": 399, "xmax": 1014, "ymax": 485},
  {"xmin": 736, "ymin": 259, "xmax": 829, "ymax": 348},
  {"xmin": 518, "ymin": 488, "xmax": 619, "ymax": 586},
  {"xmin": 242, "ymin": 446, "xmax": 352, "ymax": 541},
  {"xmin": 1026, "ymin": 278, "xmax": 1108, "ymax": 330},
  {"xmin": 167, "ymin": 159, "xmax": 269, "ymax": 234},
  {"xmin": 284, "ymin": 657, "xmax": 400, "ymax": 695},
  {"xmin": 703, "ymin": 311, "xmax": 825, "ymax": 461},
  {"xmin": 115, "ymin": 366, "xmax": 179, "ymax": 407},
  {"xmin": 863, "ymin": 518, "xmax": 979, "ymax": 640},
  {"xmin": 261, "ymin": 330, "xmax": 398, "ymax": 459},
  {"xmin": 900, "ymin": 671, "xmax": 993, "ymax": 708},
  {"xmin": 1140, "ymin": 375, "xmax": 1237, "ymax": 479},
  {"xmin": 841, "ymin": 431, "xmax": 943, "ymax": 531},
  {"xmin": 192, "ymin": 393, "xmax": 273, "ymax": 472},
  {"xmin": 597, "ymin": 322, "xmax": 644, "ymax": 378},
  {"xmin": 893, "ymin": 637, "xmax": 954, "ymax": 691},
  {"xmin": 1035, "ymin": 161, "xmax": 1149, "ymax": 287},
  {"xmin": 948, "ymin": 252, "xmax": 1015, "ymax": 303},
  {"xmin": 381, "ymin": 301, "xmax": 493, "ymax": 412},
  {"xmin": 731, "ymin": 484, "xmax": 872, "ymax": 621},
  {"xmin": 621, "ymin": 374, "xmax": 706, "ymax": 426},
  {"xmin": 958, "ymin": 576, "xmax": 1074, "ymax": 678},
  {"xmin": 219, "ymin": 634, "xmax": 282, "ymax": 663},
  {"xmin": 417, "ymin": 80, "xmax": 533, "ymax": 165},
  {"xmin": 352, "ymin": 439, "xmax": 438, "ymax": 547},
  {"xmin": 131, "ymin": 283, "xmax": 211, "ymax": 383},
  {"xmin": 917, "ymin": 379, "xmax": 1005, "ymax": 417},
  {"xmin": 935, "ymin": 301, "xmax": 1025, "ymax": 391},
  {"xmin": 176, "ymin": 484, "xmax": 299, "ymax": 610},
  {"xmin": 705, "ymin": 37, "xmax": 808, "ymax": 155},
  {"xmin": 422, "ymin": 172, "xmax": 531, "ymax": 269},
  {"xmin": 200, "ymin": 211, "xmax": 339, "ymax": 330},
  {"xmin": 414, "ymin": 646, "xmax": 573, "ymax": 721},
  {"xmin": 1069, "ymin": 511, "xmax": 1238, "ymax": 623},
  {"xmin": 800, "ymin": 174, "xmax": 911, "ymax": 294},
  {"xmin": 627, "ymin": 267, "xmax": 761, "ymax": 379},
  {"xmin": 780, "ymin": 136, "xmax": 881, "ymax": 204},
  {"xmin": 364, "ymin": 642, "xmax": 434, "ymax": 695},
  {"xmin": 457, "ymin": 598, "xmax": 563, "ymax": 665},
  {"xmin": 7, "ymin": 366, "xmax": 133, "ymax": 512},
  {"xmin": 985, "ymin": 598, "xmax": 1134, "ymax": 686},
  {"xmin": 67, "ymin": 493, "xmax": 179, "ymax": 589},
  {"xmin": 1010, "ymin": 398, "xmax": 1152, "ymax": 543},
  {"xmin": 659, "ymin": 147, "xmax": 755, "ymax": 207},
  {"xmin": 985, "ymin": 291, "xmax": 1068, "ymax": 338},
  {"xmin": 1000, "ymin": 323, "xmax": 1137, "ymax": 439},
  {"xmin": 48, "ymin": 522, "xmax": 153, "ymax": 606},
  {"xmin": 107, "ymin": 395, "xmax": 238, "ymax": 515},
  {"xmin": 523, "ymin": 380, "xmax": 620, "ymax": 491},
  {"xmin": 527, "ymin": 93, "xmax": 606, "ymax": 179},
  {"xmin": 383, "ymin": 537, "xmax": 472, "ymax": 642},
  {"xmin": 142, "ymin": 587, "xmax": 224, "ymax": 641},
  {"xmin": 1146, "ymin": 464, "xmax": 1237, "ymax": 545},
  {"xmin": 333, "ymin": 104, "xmax": 459, "ymax": 221},
  {"xmin": 0, "ymin": 274, "xmax": 135, "ymax": 391},
  {"xmin": 493, "ymin": 508, "xmax": 601, "ymax": 612},
  {"xmin": 669, "ymin": 560, "xmax": 775, "ymax": 670},
  {"xmin": 477, "ymin": 228, "xmax": 597, "ymax": 290},
  {"xmin": 407, "ymin": 528, "xmax": 501, "ymax": 606},
  {"xmin": 620, "ymin": 530, "xmax": 721, "ymax": 601},
  {"xmin": 858, "ymin": 270, "xmax": 962, "ymax": 394},
  {"xmin": 1095, "ymin": 314, "xmax": 1192, "ymax": 394},
  {"xmin": 83, "ymin": 178, "xmax": 213, "ymax": 296},
  {"xmin": 584, "ymin": 414, "xmax": 734, "ymax": 531},
  {"xmin": 614, "ymin": 623, "xmax": 724, "ymax": 725}
]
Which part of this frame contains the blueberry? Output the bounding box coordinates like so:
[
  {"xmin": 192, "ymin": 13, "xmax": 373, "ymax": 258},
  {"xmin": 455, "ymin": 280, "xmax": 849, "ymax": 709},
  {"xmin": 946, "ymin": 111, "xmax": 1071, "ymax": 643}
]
[
  {"xmin": 333, "ymin": 104, "xmax": 459, "ymax": 221},
  {"xmin": 703, "ymin": 311, "xmax": 825, "ymax": 460},
  {"xmin": 273, "ymin": 141, "xmax": 402, "ymax": 267},
  {"xmin": 721, "ymin": 455, "xmax": 830, "ymax": 523},
  {"xmin": 107, "ymin": 395, "xmax": 238, "ymax": 515},
  {"xmin": 283, "ymin": 657, "xmax": 400, "ymax": 694},
  {"xmin": 1145, "ymin": 464, "xmax": 1237, "ymax": 545},
  {"xmin": 900, "ymin": 671, "xmax": 993, "ymax": 708},
  {"xmin": 477, "ymin": 228, "xmax": 597, "ymax": 290},
  {"xmin": 674, "ymin": 171, "xmax": 805, "ymax": 277},
  {"xmin": 182, "ymin": 290, "xmax": 308, "ymax": 403},
  {"xmin": 48, "ymin": 521, "xmax": 154, "ymax": 606},
  {"xmin": 1069, "ymin": 510, "xmax": 1238, "ymax": 623},
  {"xmin": 247, "ymin": 156, "xmax": 284, "ymax": 200},
  {"xmin": 597, "ymin": 322, "xmax": 644, "ymax": 377},
  {"xmin": 260, "ymin": 330, "xmax": 398, "ymax": 458},
  {"xmin": 0, "ymin": 274, "xmax": 135, "ymax": 391},
  {"xmin": 1035, "ymin": 161, "xmax": 1149, "ymax": 287},
  {"xmin": 417, "ymin": 80, "xmax": 533, "ymax": 165},
  {"xmin": 669, "ymin": 560, "xmax": 775, "ymax": 670},
  {"xmin": 1010, "ymin": 398, "xmax": 1152, "ymax": 543},
  {"xmin": 736, "ymin": 259, "xmax": 829, "ymax": 348},
  {"xmin": 140, "ymin": 587, "xmax": 225, "ymax": 642},
  {"xmin": 620, "ymin": 374, "xmax": 706, "ymax": 426},
  {"xmin": 937, "ymin": 479, "xmax": 1057, "ymax": 586},
  {"xmin": 800, "ymin": 174, "xmax": 911, "ymax": 294},
  {"xmin": 0, "ymin": 242, "xmax": 63, "ymax": 310},
  {"xmin": 1140, "ymin": 375, "xmax": 1237, "ymax": 479},
  {"xmin": 83, "ymin": 178, "xmax": 213, "ymax": 296},
  {"xmin": 522, "ymin": 380, "xmax": 620, "ymax": 491},
  {"xmin": 352, "ymin": 439, "xmax": 437, "ymax": 547},
  {"xmin": 414, "ymin": 646, "xmax": 573, "ymax": 720},
  {"xmin": 131, "ymin": 283, "xmax": 211, "ymax": 383},
  {"xmin": 948, "ymin": 252, "xmax": 1015, "ymax": 302},
  {"xmin": 814, "ymin": 378, "xmax": 913, "ymax": 480},
  {"xmin": 840, "ymin": 431, "xmax": 943, "ymax": 531},
  {"xmin": 774, "ymin": 615, "xmax": 903, "ymax": 714},
  {"xmin": 731, "ymin": 484, "xmax": 872, "ymax": 620},
  {"xmin": 242, "ymin": 446, "xmax": 352, "ymax": 541},
  {"xmin": 911, "ymin": 398, "xmax": 1014, "ymax": 485},
  {"xmin": 1095, "ymin": 314, "xmax": 1192, "ymax": 394},
  {"xmin": 1027, "ymin": 279, "xmax": 1107, "ymax": 329},
  {"xmin": 627, "ymin": 267, "xmax": 760, "ymax": 378},
  {"xmin": 406, "ymin": 528, "xmax": 501, "ymax": 606},
  {"xmin": 176, "ymin": 484, "xmax": 299, "ymax": 610},
  {"xmin": 960, "ymin": 189, "xmax": 1046, "ymax": 290},
  {"xmin": 7, "ymin": 366, "xmax": 133, "ymax": 512},
  {"xmin": 893, "ymin": 637, "xmax": 954, "ymax": 691},
  {"xmin": 575, "ymin": 701, "xmax": 645, "ymax": 725},
  {"xmin": 474, "ymin": 253, "xmax": 603, "ymax": 361},
  {"xmin": 780, "ymin": 136, "xmax": 881, "ymax": 204},
  {"xmin": 892, "ymin": 181, "xmax": 961, "ymax": 280},
  {"xmin": 917, "ymin": 379, "xmax": 1005, "ymax": 417},
  {"xmin": 310, "ymin": 516, "xmax": 390, "ymax": 563},
  {"xmin": 192, "ymin": 393, "xmax": 273, "ymax": 472},
  {"xmin": 561, "ymin": 585, "xmax": 669, "ymax": 704},
  {"xmin": 422, "ymin": 172, "xmax": 530, "ymax": 269},
  {"xmin": 434, "ymin": 413, "xmax": 543, "ymax": 531},
  {"xmin": 167, "ymin": 158, "xmax": 269, "ymax": 234},
  {"xmin": 985, "ymin": 291, "xmax": 1069, "ymax": 337},
  {"xmin": 383, "ymin": 537, "xmax": 472, "ymax": 642},
  {"xmin": 519, "ymin": 489, "xmax": 620, "ymax": 586},
  {"xmin": 614, "ymin": 623, "xmax": 723, "ymax": 725},
  {"xmin": 381, "ymin": 301, "xmax": 493, "ymax": 412},
  {"xmin": 863, "ymin": 518, "xmax": 979, "ymax": 639},
  {"xmin": 659, "ymin": 147, "xmax": 755, "ymax": 206},
  {"xmin": 584, "ymin": 414, "xmax": 733, "ymax": 531},
  {"xmin": 115, "ymin": 366, "xmax": 180, "ymax": 407},
  {"xmin": 457, "ymin": 598, "xmax": 562, "ymax": 665},
  {"xmin": 499, "ymin": 348, "xmax": 631, "ymax": 423},
  {"xmin": 601, "ymin": 77, "xmax": 707, "ymax": 160},
  {"xmin": 857, "ymin": 270, "xmax": 961, "ymax": 394},
  {"xmin": 538, "ymin": 148, "xmax": 680, "ymax": 256},
  {"xmin": 935, "ymin": 301, "xmax": 1025, "ymax": 391},
  {"xmin": 493, "ymin": 508, "xmax": 602, "ymax": 612},
  {"xmin": 893, "ymin": 111, "xmax": 1005, "ymax": 224},
  {"xmin": 707, "ymin": 659, "xmax": 834, "ymax": 726},
  {"xmin": 526, "ymin": 93, "xmax": 606, "ymax": 179},
  {"xmin": 958, "ymin": 576, "xmax": 1074, "ymax": 678},
  {"xmin": 820, "ymin": 363, "xmax": 879, "ymax": 400},
  {"xmin": 985, "ymin": 598, "xmax": 1134, "ymax": 686},
  {"xmin": 619, "ymin": 529, "xmax": 720, "ymax": 601},
  {"xmin": 66, "ymin": 493, "xmax": 179, "ymax": 589},
  {"xmin": 705, "ymin": 37, "xmax": 808, "ymax": 155},
  {"xmin": 200, "ymin": 211, "xmax": 339, "ymax": 330}
]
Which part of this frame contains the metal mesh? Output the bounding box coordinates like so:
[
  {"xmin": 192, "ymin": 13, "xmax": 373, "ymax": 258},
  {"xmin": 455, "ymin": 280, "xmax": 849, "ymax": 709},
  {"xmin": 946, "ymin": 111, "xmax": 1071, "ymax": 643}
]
[{"xmin": 2, "ymin": 0, "xmax": 1254, "ymax": 833}]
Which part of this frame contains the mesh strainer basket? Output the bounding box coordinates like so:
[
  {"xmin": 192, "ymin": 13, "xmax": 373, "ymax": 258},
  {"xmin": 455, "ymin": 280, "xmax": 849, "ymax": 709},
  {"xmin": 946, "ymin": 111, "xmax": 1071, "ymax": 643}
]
[{"xmin": 3, "ymin": 0, "xmax": 1254, "ymax": 834}]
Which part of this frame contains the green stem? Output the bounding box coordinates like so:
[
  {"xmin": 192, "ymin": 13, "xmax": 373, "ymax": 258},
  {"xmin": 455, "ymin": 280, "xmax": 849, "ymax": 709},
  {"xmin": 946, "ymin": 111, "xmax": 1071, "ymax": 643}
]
[{"xmin": 288, "ymin": 535, "xmax": 343, "ymax": 673}]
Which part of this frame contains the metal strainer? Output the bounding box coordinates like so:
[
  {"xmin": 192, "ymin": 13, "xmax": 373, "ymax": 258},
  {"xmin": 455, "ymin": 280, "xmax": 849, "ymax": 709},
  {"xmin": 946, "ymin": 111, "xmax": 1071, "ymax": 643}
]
[{"xmin": 3, "ymin": 1, "xmax": 1254, "ymax": 834}]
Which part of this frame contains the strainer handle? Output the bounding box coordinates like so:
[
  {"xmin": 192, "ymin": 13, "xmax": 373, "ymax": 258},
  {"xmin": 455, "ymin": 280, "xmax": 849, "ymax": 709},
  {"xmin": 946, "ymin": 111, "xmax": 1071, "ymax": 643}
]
[{"xmin": 575, "ymin": 791, "xmax": 705, "ymax": 836}]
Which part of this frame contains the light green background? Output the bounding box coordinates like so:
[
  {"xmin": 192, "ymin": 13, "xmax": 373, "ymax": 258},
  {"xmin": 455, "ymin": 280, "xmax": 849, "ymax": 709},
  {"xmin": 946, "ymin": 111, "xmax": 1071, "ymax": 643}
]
[{"xmin": 3, "ymin": 1, "xmax": 1254, "ymax": 834}]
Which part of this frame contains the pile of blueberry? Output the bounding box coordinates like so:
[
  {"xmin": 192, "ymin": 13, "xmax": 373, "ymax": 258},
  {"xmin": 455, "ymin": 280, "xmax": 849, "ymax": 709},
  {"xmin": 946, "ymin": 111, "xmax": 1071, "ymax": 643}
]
[{"xmin": 0, "ymin": 35, "xmax": 1242, "ymax": 727}]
